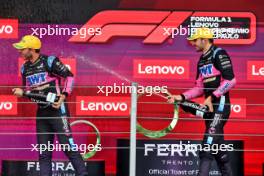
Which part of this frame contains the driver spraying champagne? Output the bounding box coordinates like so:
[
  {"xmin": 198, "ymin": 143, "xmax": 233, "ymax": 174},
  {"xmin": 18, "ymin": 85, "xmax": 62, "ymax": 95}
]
[
  {"xmin": 12, "ymin": 35, "xmax": 88, "ymax": 176},
  {"xmin": 168, "ymin": 28, "xmax": 236, "ymax": 176}
]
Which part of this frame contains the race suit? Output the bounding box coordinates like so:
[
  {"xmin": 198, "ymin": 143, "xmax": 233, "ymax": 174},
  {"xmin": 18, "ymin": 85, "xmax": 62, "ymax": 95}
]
[
  {"xmin": 181, "ymin": 45, "xmax": 236, "ymax": 176},
  {"xmin": 21, "ymin": 55, "xmax": 88, "ymax": 176}
]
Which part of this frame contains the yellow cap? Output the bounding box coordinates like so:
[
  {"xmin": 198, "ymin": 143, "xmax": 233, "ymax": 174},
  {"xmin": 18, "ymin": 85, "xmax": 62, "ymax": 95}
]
[
  {"xmin": 187, "ymin": 28, "xmax": 214, "ymax": 40},
  {"xmin": 13, "ymin": 35, "xmax": 41, "ymax": 49}
]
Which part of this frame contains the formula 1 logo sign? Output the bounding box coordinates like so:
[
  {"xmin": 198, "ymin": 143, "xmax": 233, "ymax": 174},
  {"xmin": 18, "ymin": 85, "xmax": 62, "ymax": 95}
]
[
  {"xmin": 0, "ymin": 19, "xmax": 18, "ymax": 39},
  {"xmin": 76, "ymin": 96, "xmax": 130, "ymax": 116},
  {"xmin": 133, "ymin": 59, "xmax": 189, "ymax": 79},
  {"xmin": 0, "ymin": 96, "xmax": 17, "ymax": 115},
  {"xmin": 69, "ymin": 11, "xmax": 256, "ymax": 45}
]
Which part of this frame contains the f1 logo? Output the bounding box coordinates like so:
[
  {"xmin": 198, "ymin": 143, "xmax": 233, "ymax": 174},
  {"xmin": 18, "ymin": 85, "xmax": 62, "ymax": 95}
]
[
  {"xmin": 69, "ymin": 11, "xmax": 192, "ymax": 44},
  {"xmin": 0, "ymin": 19, "xmax": 18, "ymax": 39},
  {"xmin": 69, "ymin": 11, "xmax": 256, "ymax": 44}
]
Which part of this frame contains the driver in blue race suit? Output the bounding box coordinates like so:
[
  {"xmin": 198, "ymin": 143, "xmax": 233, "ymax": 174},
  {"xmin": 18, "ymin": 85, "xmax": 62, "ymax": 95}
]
[
  {"xmin": 168, "ymin": 28, "xmax": 236, "ymax": 176},
  {"xmin": 12, "ymin": 35, "xmax": 88, "ymax": 176}
]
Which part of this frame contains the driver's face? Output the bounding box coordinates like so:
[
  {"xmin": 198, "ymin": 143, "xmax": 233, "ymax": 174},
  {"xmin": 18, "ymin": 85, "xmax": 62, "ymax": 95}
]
[
  {"xmin": 18, "ymin": 48, "xmax": 32, "ymax": 60},
  {"xmin": 190, "ymin": 38, "xmax": 205, "ymax": 52}
]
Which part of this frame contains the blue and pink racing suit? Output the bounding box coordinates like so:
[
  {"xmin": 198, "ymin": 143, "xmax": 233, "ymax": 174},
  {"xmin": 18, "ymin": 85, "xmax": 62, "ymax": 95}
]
[
  {"xmin": 181, "ymin": 45, "xmax": 236, "ymax": 176},
  {"xmin": 21, "ymin": 55, "xmax": 88, "ymax": 176}
]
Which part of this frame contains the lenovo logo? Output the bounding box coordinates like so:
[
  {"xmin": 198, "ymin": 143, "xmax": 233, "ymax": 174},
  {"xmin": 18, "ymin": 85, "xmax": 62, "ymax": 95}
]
[
  {"xmin": 76, "ymin": 96, "xmax": 130, "ymax": 116},
  {"xmin": 133, "ymin": 59, "xmax": 189, "ymax": 79},
  {"xmin": 230, "ymin": 99, "xmax": 246, "ymax": 118},
  {"xmin": 247, "ymin": 61, "xmax": 264, "ymax": 80},
  {"xmin": 0, "ymin": 96, "xmax": 17, "ymax": 115},
  {"xmin": 0, "ymin": 19, "xmax": 18, "ymax": 38}
]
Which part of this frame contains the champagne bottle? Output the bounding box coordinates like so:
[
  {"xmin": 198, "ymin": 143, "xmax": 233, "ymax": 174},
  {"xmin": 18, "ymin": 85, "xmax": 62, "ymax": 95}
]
[{"xmin": 23, "ymin": 91, "xmax": 60, "ymax": 103}]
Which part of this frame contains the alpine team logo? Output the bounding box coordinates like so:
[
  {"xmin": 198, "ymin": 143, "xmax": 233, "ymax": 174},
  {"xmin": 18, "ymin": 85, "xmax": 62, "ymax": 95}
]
[
  {"xmin": 26, "ymin": 72, "xmax": 47, "ymax": 86},
  {"xmin": 76, "ymin": 96, "xmax": 131, "ymax": 116},
  {"xmin": 133, "ymin": 59, "xmax": 189, "ymax": 79},
  {"xmin": 0, "ymin": 19, "xmax": 18, "ymax": 38},
  {"xmin": 0, "ymin": 96, "xmax": 17, "ymax": 115}
]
